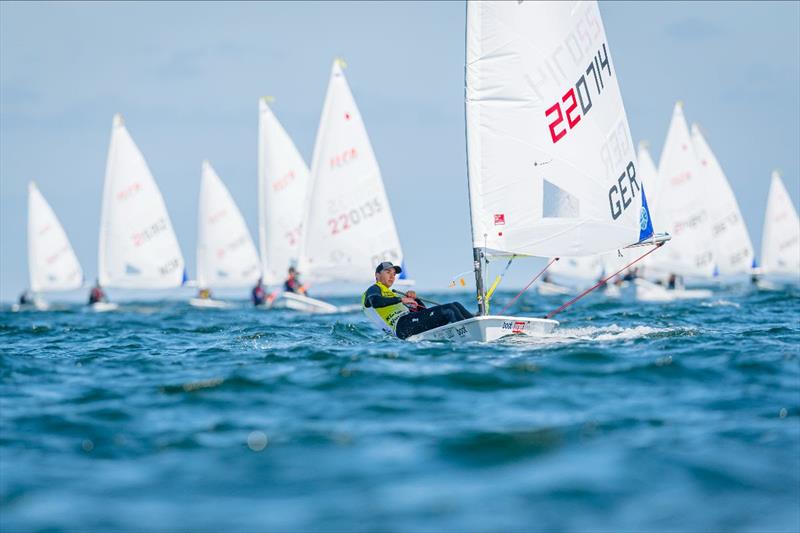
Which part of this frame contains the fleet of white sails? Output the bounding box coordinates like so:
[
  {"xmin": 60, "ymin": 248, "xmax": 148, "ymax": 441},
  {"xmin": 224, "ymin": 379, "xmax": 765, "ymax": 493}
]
[{"xmin": 14, "ymin": 1, "xmax": 799, "ymax": 316}]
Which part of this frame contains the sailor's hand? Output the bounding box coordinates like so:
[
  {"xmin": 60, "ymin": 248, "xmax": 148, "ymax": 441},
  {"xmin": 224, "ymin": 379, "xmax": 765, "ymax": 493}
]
[
  {"xmin": 405, "ymin": 290, "xmax": 417, "ymax": 299},
  {"xmin": 401, "ymin": 297, "xmax": 417, "ymax": 306}
]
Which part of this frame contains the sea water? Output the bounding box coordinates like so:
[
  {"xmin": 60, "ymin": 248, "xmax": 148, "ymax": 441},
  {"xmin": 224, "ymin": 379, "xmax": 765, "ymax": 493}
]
[{"xmin": 1, "ymin": 286, "xmax": 798, "ymax": 532}]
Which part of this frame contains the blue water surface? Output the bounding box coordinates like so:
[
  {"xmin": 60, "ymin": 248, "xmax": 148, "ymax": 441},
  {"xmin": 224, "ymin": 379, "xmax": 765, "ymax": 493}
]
[{"xmin": 1, "ymin": 286, "xmax": 799, "ymax": 532}]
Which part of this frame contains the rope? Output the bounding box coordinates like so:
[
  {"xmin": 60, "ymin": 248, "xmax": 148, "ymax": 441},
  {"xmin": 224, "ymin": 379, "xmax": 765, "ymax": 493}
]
[
  {"xmin": 392, "ymin": 290, "xmax": 441, "ymax": 307},
  {"xmin": 544, "ymin": 243, "xmax": 664, "ymax": 320},
  {"xmin": 498, "ymin": 257, "xmax": 560, "ymax": 315}
]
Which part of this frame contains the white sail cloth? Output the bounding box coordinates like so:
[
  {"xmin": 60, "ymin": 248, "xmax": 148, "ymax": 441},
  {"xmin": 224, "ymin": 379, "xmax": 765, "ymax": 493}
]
[
  {"xmin": 27, "ymin": 182, "xmax": 83, "ymax": 292},
  {"xmin": 258, "ymin": 99, "xmax": 310, "ymax": 285},
  {"xmin": 196, "ymin": 161, "xmax": 261, "ymax": 289},
  {"xmin": 298, "ymin": 60, "xmax": 404, "ymax": 283},
  {"xmin": 465, "ymin": 1, "xmax": 652, "ymax": 259},
  {"xmin": 649, "ymin": 103, "xmax": 715, "ymax": 278},
  {"xmin": 761, "ymin": 171, "xmax": 800, "ymax": 276},
  {"xmin": 690, "ymin": 124, "xmax": 753, "ymax": 275},
  {"xmin": 98, "ymin": 114, "xmax": 185, "ymax": 288}
]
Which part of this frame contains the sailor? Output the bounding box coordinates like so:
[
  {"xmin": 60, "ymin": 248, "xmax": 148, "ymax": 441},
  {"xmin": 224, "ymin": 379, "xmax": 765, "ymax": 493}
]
[
  {"xmin": 252, "ymin": 277, "xmax": 267, "ymax": 306},
  {"xmin": 284, "ymin": 267, "xmax": 307, "ymax": 295},
  {"xmin": 88, "ymin": 279, "xmax": 107, "ymax": 305},
  {"xmin": 198, "ymin": 288, "xmax": 211, "ymax": 300},
  {"xmin": 362, "ymin": 261, "xmax": 472, "ymax": 340},
  {"xmin": 18, "ymin": 290, "xmax": 33, "ymax": 306}
]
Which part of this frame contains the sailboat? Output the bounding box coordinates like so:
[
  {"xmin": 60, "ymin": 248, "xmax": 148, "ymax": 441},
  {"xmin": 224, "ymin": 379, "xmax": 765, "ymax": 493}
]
[
  {"xmin": 759, "ymin": 170, "xmax": 800, "ymax": 283},
  {"xmin": 191, "ymin": 160, "xmax": 261, "ymax": 308},
  {"xmin": 691, "ymin": 123, "xmax": 754, "ymax": 278},
  {"xmin": 629, "ymin": 103, "xmax": 712, "ymax": 302},
  {"xmin": 294, "ymin": 59, "xmax": 406, "ymax": 312},
  {"xmin": 255, "ymin": 98, "xmax": 335, "ymax": 312},
  {"xmin": 95, "ymin": 114, "xmax": 185, "ymax": 310},
  {"xmin": 409, "ymin": 1, "xmax": 667, "ymax": 342},
  {"xmin": 14, "ymin": 182, "xmax": 84, "ymax": 311}
]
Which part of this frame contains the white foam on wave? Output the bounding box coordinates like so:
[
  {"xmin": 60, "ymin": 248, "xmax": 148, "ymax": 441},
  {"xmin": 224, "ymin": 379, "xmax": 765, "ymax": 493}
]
[
  {"xmin": 506, "ymin": 324, "xmax": 695, "ymax": 346},
  {"xmin": 699, "ymin": 299, "xmax": 741, "ymax": 309}
]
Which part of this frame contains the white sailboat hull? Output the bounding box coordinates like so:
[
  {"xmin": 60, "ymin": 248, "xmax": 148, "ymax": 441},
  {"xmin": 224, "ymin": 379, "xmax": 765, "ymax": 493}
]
[
  {"xmin": 267, "ymin": 292, "xmax": 340, "ymax": 314},
  {"xmin": 189, "ymin": 298, "xmax": 234, "ymax": 309},
  {"xmin": 407, "ymin": 315, "xmax": 559, "ymax": 343},
  {"xmin": 89, "ymin": 302, "xmax": 119, "ymax": 312},
  {"xmin": 537, "ymin": 281, "xmax": 573, "ymax": 296},
  {"xmin": 634, "ymin": 279, "xmax": 712, "ymax": 302},
  {"xmin": 11, "ymin": 299, "xmax": 49, "ymax": 312}
]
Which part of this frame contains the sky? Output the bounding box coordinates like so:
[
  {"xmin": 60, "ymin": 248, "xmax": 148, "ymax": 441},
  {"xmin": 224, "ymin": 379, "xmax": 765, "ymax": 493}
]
[{"xmin": 1, "ymin": 1, "xmax": 798, "ymax": 301}]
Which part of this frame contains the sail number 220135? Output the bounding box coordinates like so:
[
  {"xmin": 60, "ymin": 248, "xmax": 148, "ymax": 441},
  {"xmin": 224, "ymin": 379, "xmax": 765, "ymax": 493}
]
[
  {"xmin": 545, "ymin": 43, "xmax": 612, "ymax": 144},
  {"xmin": 328, "ymin": 198, "xmax": 383, "ymax": 235}
]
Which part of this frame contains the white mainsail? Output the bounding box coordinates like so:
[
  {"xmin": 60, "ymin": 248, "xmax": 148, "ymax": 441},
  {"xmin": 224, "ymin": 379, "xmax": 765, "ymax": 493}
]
[
  {"xmin": 298, "ymin": 60, "xmax": 404, "ymax": 283},
  {"xmin": 637, "ymin": 141, "xmax": 659, "ymax": 206},
  {"xmin": 690, "ymin": 123, "xmax": 754, "ymax": 276},
  {"xmin": 258, "ymin": 98, "xmax": 310, "ymax": 285},
  {"xmin": 27, "ymin": 182, "xmax": 83, "ymax": 292},
  {"xmin": 197, "ymin": 161, "xmax": 261, "ymax": 289},
  {"xmin": 650, "ymin": 103, "xmax": 714, "ymax": 278},
  {"xmin": 761, "ymin": 171, "xmax": 800, "ymax": 277},
  {"xmin": 98, "ymin": 114, "xmax": 185, "ymax": 289},
  {"xmin": 465, "ymin": 1, "xmax": 653, "ymax": 260}
]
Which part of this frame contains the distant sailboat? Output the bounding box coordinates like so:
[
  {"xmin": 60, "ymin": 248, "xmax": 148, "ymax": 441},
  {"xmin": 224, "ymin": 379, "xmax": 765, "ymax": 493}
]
[
  {"xmin": 257, "ymin": 98, "xmax": 310, "ymax": 287},
  {"xmin": 15, "ymin": 182, "xmax": 84, "ymax": 311},
  {"xmin": 690, "ymin": 123, "xmax": 754, "ymax": 277},
  {"xmin": 192, "ymin": 160, "xmax": 261, "ymax": 308},
  {"xmin": 760, "ymin": 170, "xmax": 800, "ymax": 280},
  {"xmin": 294, "ymin": 59, "xmax": 406, "ymax": 312},
  {"xmin": 648, "ymin": 102, "xmax": 715, "ymax": 280},
  {"xmin": 95, "ymin": 114, "xmax": 185, "ymax": 309},
  {"xmin": 409, "ymin": 1, "xmax": 666, "ymax": 342}
]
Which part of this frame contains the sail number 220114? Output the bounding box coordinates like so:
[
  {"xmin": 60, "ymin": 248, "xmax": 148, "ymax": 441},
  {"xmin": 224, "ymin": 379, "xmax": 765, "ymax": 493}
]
[{"xmin": 328, "ymin": 198, "xmax": 383, "ymax": 235}]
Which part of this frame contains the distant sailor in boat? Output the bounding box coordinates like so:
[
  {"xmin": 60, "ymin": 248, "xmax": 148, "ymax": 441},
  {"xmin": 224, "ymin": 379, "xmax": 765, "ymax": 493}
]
[
  {"xmin": 284, "ymin": 267, "xmax": 308, "ymax": 295},
  {"xmin": 88, "ymin": 280, "xmax": 108, "ymax": 305},
  {"xmin": 18, "ymin": 290, "xmax": 34, "ymax": 306},
  {"xmin": 197, "ymin": 288, "xmax": 212, "ymax": 300},
  {"xmin": 252, "ymin": 277, "xmax": 267, "ymax": 306},
  {"xmin": 362, "ymin": 262, "xmax": 473, "ymax": 339}
]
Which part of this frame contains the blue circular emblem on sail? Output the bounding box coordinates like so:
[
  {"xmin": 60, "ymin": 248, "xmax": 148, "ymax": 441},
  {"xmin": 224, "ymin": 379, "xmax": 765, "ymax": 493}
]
[{"xmin": 639, "ymin": 207, "xmax": 649, "ymax": 231}]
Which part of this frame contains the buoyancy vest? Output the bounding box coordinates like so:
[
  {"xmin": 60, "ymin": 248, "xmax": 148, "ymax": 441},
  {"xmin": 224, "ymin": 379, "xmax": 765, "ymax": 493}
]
[{"xmin": 361, "ymin": 282, "xmax": 409, "ymax": 335}]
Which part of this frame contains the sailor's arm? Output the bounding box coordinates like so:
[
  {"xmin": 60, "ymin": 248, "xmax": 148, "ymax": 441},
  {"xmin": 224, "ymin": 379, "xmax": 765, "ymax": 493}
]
[{"xmin": 364, "ymin": 285, "xmax": 403, "ymax": 308}]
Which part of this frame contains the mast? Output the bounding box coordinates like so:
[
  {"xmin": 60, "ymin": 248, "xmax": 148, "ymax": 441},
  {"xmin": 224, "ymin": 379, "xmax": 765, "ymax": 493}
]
[{"xmin": 464, "ymin": 2, "xmax": 487, "ymax": 316}]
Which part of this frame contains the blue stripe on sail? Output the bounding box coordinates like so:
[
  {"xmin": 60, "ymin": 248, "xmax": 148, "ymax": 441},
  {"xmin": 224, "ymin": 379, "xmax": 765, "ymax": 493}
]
[
  {"xmin": 398, "ymin": 260, "xmax": 408, "ymax": 280},
  {"xmin": 713, "ymin": 265, "xmax": 719, "ymax": 277},
  {"xmin": 638, "ymin": 185, "xmax": 654, "ymax": 242},
  {"xmin": 181, "ymin": 268, "xmax": 189, "ymax": 285},
  {"xmin": 751, "ymin": 257, "xmax": 758, "ymax": 269}
]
